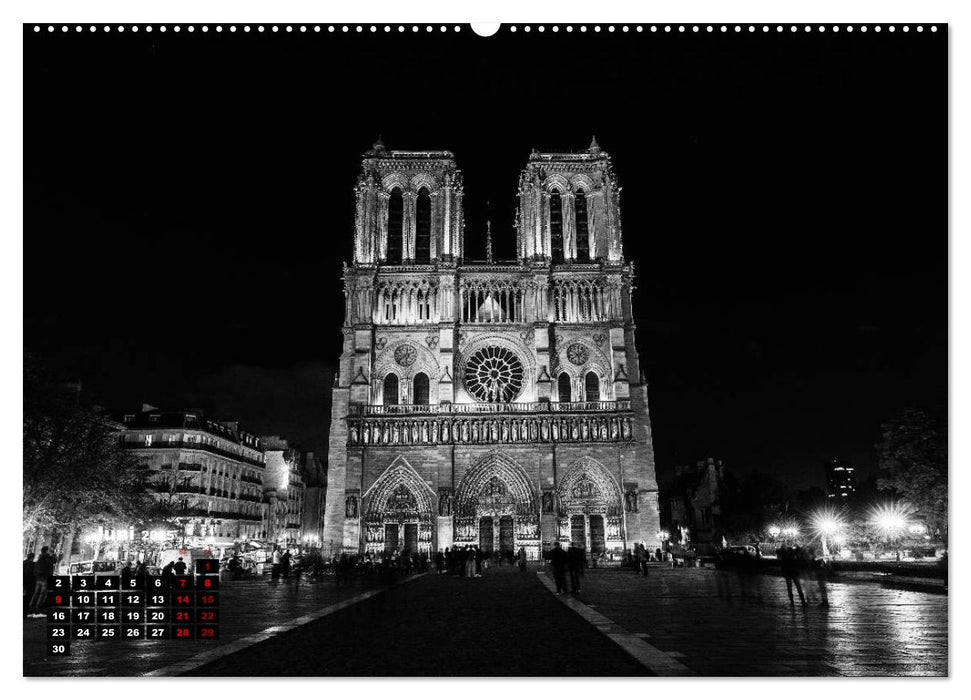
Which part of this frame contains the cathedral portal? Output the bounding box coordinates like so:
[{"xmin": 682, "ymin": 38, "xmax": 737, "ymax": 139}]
[{"xmin": 452, "ymin": 452, "xmax": 541, "ymax": 559}]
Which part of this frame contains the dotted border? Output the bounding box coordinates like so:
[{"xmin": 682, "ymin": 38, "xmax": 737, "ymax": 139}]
[{"xmin": 31, "ymin": 24, "xmax": 941, "ymax": 35}]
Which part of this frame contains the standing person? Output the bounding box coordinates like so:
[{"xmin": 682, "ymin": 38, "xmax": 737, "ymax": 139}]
[
  {"xmin": 518, "ymin": 546, "xmax": 527, "ymax": 572},
  {"xmin": 638, "ymin": 543, "xmax": 649, "ymax": 576},
  {"xmin": 811, "ymin": 549, "xmax": 832, "ymax": 607},
  {"xmin": 29, "ymin": 546, "xmax": 55, "ymax": 616},
  {"xmin": 161, "ymin": 560, "xmax": 176, "ymax": 587},
  {"xmin": 435, "ymin": 549, "xmax": 445, "ymax": 574},
  {"xmin": 173, "ymin": 556, "xmax": 188, "ymax": 576},
  {"xmin": 549, "ymin": 542, "xmax": 569, "ymax": 594},
  {"xmin": 444, "ymin": 547, "xmax": 453, "ymax": 575},
  {"xmin": 474, "ymin": 545, "xmax": 483, "ymax": 578},
  {"xmin": 465, "ymin": 546, "xmax": 476, "ymax": 578},
  {"xmin": 23, "ymin": 553, "xmax": 35, "ymax": 618},
  {"xmin": 281, "ymin": 549, "xmax": 292, "ymax": 579},
  {"xmin": 271, "ymin": 547, "xmax": 282, "ymax": 581},
  {"xmin": 567, "ymin": 544, "xmax": 585, "ymax": 594},
  {"xmin": 777, "ymin": 545, "xmax": 807, "ymax": 606}
]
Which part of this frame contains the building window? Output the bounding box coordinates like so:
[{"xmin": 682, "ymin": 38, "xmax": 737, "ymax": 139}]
[
  {"xmin": 383, "ymin": 373, "xmax": 399, "ymax": 405},
  {"xmin": 550, "ymin": 190, "xmax": 564, "ymax": 263},
  {"xmin": 558, "ymin": 373, "xmax": 572, "ymax": 403},
  {"xmin": 413, "ymin": 372, "xmax": 430, "ymax": 405},
  {"xmin": 575, "ymin": 189, "xmax": 590, "ymax": 260},
  {"xmin": 387, "ymin": 188, "xmax": 404, "ymax": 264},
  {"xmin": 144, "ymin": 434, "xmax": 153, "ymax": 447},
  {"xmin": 415, "ymin": 187, "xmax": 431, "ymax": 263},
  {"xmin": 584, "ymin": 372, "xmax": 600, "ymax": 402}
]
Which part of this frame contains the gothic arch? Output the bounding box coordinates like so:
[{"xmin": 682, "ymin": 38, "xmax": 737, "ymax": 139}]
[
  {"xmin": 454, "ymin": 451, "xmax": 538, "ymax": 517},
  {"xmin": 557, "ymin": 456, "xmax": 624, "ymax": 517},
  {"xmin": 456, "ymin": 334, "xmax": 536, "ymax": 403},
  {"xmin": 570, "ymin": 174, "xmax": 596, "ymax": 193},
  {"xmin": 374, "ymin": 338, "xmax": 440, "ymax": 383},
  {"xmin": 543, "ymin": 174, "xmax": 571, "ymax": 193},
  {"xmin": 381, "ymin": 172, "xmax": 409, "ymax": 193},
  {"xmin": 363, "ymin": 455, "xmax": 436, "ymax": 522},
  {"xmin": 552, "ymin": 337, "xmax": 611, "ymax": 394},
  {"xmin": 410, "ymin": 173, "xmax": 439, "ymax": 193}
]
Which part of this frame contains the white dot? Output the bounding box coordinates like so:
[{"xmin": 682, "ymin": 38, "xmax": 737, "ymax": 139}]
[
  {"xmin": 804, "ymin": 26, "xmax": 811, "ymax": 32},
  {"xmin": 285, "ymin": 26, "xmax": 292, "ymax": 33},
  {"xmin": 76, "ymin": 25, "xmax": 82, "ymax": 32},
  {"xmin": 342, "ymin": 26, "xmax": 348, "ymax": 33},
  {"xmin": 636, "ymin": 26, "xmax": 643, "ymax": 33},
  {"xmin": 763, "ymin": 25, "xmax": 769, "ymax": 32},
  {"xmin": 187, "ymin": 25, "xmax": 194, "ymax": 33},
  {"xmin": 553, "ymin": 26, "xmax": 560, "ymax": 32},
  {"xmin": 678, "ymin": 25, "xmax": 684, "ymax": 33},
  {"xmin": 104, "ymin": 25, "xmax": 111, "ymax": 32},
  {"xmin": 608, "ymin": 26, "xmax": 615, "ymax": 32},
  {"xmin": 218, "ymin": 26, "xmax": 224, "ymax": 32},
  {"xmin": 875, "ymin": 25, "xmax": 882, "ymax": 32},
  {"xmin": 594, "ymin": 26, "xmax": 600, "ymax": 32},
  {"xmin": 314, "ymin": 26, "xmax": 320, "ymax": 32},
  {"xmin": 692, "ymin": 26, "xmax": 699, "ymax": 33},
  {"xmin": 776, "ymin": 26, "xmax": 783, "ymax": 32},
  {"xmin": 861, "ymin": 26, "xmax": 868, "ymax": 32},
  {"xmin": 117, "ymin": 25, "xmax": 124, "ymax": 33},
  {"xmin": 538, "ymin": 26, "xmax": 545, "ymax": 33},
  {"xmin": 932, "ymin": 25, "xmax": 937, "ymax": 31},
  {"xmin": 720, "ymin": 26, "xmax": 727, "ymax": 33},
  {"xmin": 889, "ymin": 26, "xmax": 896, "ymax": 32},
  {"xmin": 203, "ymin": 26, "xmax": 210, "ymax": 33},
  {"xmin": 707, "ymin": 25, "xmax": 713, "ymax": 32},
  {"xmin": 749, "ymin": 26, "xmax": 755, "ymax": 32},
  {"xmin": 903, "ymin": 26, "xmax": 910, "ymax": 32},
  {"xmin": 510, "ymin": 26, "xmax": 517, "ymax": 33},
  {"xmin": 160, "ymin": 25, "xmax": 166, "ymax": 32},
  {"xmin": 258, "ymin": 26, "xmax": 264, "ymax": 33},
  {"xmin": 847, "ymin": 26, "xmax": 854, "ymax": 32},
  {"xmin": 33, "ymin": 25, "xmax": 39, "ymax": 32},
  {"xmin": 650, "ymin": 26, "xmax": 656, "ymax": 33},
  {"xmin": 735, "ymin": 25, "xmax": 742, "ymax": 32},
  {"xmin": 411, "ymin": 26, "xmax": 418, "ymax": 33},
  {"xmin": 918, "ymin": 26, "xmax": 924, "ymax": 32},
  {"xmin": 425, "ymin": 26, "xmax": 432, "ymax": 33},
  {"xmin": 622, "ymin": 26, "xmax": 628, "ymax": 33},
  {"xmin": 454, "ymin": 26, "xmax": 460, "ymax": 32},
  {"xmin": 791, "ymin": 25, "xmax": 797, "ymax": 32},
  {"xmin": 525, "ymin": 25, "xmax": 531, "ymax": 33},
  {"xmin": 580, "ymin": 26, "xmax": 586, "ymax": 33},
  {"xmin": 665, "ymin": 26, "xmax": 671, "ymax": 33},
  {"xmin": 818, "ymin": 26, "xmax": 825, "ymax": 32},
  {"xmin": 273, "ymin": 26, "xmax": 279, "ymax": 33}
]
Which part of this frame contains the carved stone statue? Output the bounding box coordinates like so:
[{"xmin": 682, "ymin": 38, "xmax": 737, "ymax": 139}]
[
  {"xmin": 346, "ymin": 495, "xmax": 359, "ymax": 519},
  {"xmin": 624, "ymin": 488, "xmax": 638, "ymax": 513},
  {"xmin": 438, "ymin": 492, "xmax": 453, "ymax": 517},
  {"xmin": 542, "ymin": 490, "xmax": 554, "ymax": 514}
]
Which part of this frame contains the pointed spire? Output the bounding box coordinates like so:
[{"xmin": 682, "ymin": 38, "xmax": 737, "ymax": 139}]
[
  {"xmin": 588, "ymin": 135, "xmax": 601, "ymax": 153},
  {"xmin": 372, "ymin": 134, "xmax": 386, "ymax": 152},
  {"xmin": 486, "ymin": 220, "xmax": 493, "ymax": 264}
]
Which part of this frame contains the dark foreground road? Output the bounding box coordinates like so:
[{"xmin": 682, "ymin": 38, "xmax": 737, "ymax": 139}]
[{"xmin": 187, "ymin": 566, "xmax": 647, "ymax": 676}]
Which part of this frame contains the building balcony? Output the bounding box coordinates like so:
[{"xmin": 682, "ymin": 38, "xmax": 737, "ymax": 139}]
[
  {"xmin": 353, "ymin": 399, "xmax": 630, "ymax": 416},
  {"xmin": 121, "ymin": 439, "xmax": 265, "ymax": 469}
]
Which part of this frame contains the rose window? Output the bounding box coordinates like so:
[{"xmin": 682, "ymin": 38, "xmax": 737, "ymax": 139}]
[
  {"xmin": 566, "ymin": 343, "xmax": 590, "ymax": 366},
  {"xmin": 463, "ymin": 346, "xmax": 525, "ymax": 403},
  {"xmin": 394, "ymin": 344, "xmax": 417, "ymax": 367}
]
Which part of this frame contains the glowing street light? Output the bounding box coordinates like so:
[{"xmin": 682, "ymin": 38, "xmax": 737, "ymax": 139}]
[
  {"xmin": 767, "ymin": 525, "xmax": 781, "ymax": 539},
  {"xmin": 810, "ymin": 508, "xmax": 846, "ymax": 557},
  {"xmin": 869, "ymin": 502, "xmax": 914, "ymax": 560}
]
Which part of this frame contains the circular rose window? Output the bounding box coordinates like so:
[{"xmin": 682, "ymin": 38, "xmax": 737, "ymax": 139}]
[{"xmin": 464, "ymin": 346, "xmax": 525, "ymax": 403}]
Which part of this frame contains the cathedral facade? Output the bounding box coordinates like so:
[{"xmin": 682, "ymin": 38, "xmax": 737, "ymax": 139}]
[{"xmin": 322, "ymin": 139, "xmax": 660, "ymax": 560}]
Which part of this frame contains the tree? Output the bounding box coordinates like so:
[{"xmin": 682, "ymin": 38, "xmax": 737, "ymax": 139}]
[
  {"xmin": 23, "ymin": 356, "xmax": 152, "ymax": 555},
  {"xmin": 875, "ymin": 407, "xmax": 947, "ymax": 542}
]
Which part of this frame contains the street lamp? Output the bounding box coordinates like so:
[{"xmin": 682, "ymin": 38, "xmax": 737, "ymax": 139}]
[
  {"xmin": 810, "ymin": 508, "xmax": 845, "ymax": 558},
  {"xmin": 767, "ymin": 525, "xmax": 781, "ymax": 539},
  {"xmin": 869, "ymin": 502, "xmax": 913, "ymax": 561}
]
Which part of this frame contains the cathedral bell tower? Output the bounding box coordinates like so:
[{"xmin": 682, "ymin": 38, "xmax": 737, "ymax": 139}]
[
  {"xmin": 353, "ymin": 137, "xmax": 465, "ymax": 265},
  {"xmin": 515, "ymin": 136, "xmax": 624, "ymax": 264}
]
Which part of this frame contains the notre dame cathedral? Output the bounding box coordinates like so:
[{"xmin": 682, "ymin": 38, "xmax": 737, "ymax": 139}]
[{"xmin": 322, "ymin": 138, "xmax": 660, "ymax": 561}]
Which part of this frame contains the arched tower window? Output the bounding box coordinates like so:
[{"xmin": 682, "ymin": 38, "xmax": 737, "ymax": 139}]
[
  {"xmin": 550, "ymin": 190, "xmax": 564, "ymax": 263},
  {"xmin": 383, "ymin": 374, "xmax": 399, "ymax": 405},
  {"xmin": 584, "ymin": 372, "xmax": 600, "ymax": 402},
  {"xmin": 558, "ymin": 373, "xmax": 572, "ymax": 403},
  {"xmin": 387, "ymin": 188, "xmax": 404, "ymax": 264},
  {"xmin": 413, "ymin": 372, "xmax": 430, "ymax": 405},
  {"xmin": 415, "ymin": 188, "xmax": 431, "ymax": 263},
  {"xmin": 575, "ymin": 189, "xmax": 590, "ymax": 260}
]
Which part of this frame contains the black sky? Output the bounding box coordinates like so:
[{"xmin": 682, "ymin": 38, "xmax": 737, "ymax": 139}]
[{"xmin": 24, "ymin": 25, "xmax": 946, "ymax": 490}]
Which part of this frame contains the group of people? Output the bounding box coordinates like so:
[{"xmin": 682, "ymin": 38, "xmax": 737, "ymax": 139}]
[
  {"xmin": 776, "ymin": 544, "xmax": 831, "ymax": 607},
  {"xmin": 546, "ymin": 541, "xmax": 587, "ymax": 595},
  {"xmin": 432, "ymin": 545, "xmax": 529, "ymax": 577},
  {"xmin": 23, "ymin": 546, "xmax": 55, "ymax": 618},
  {"xmin": 628, "ymin": 543, "xmax": 671, "ymax": 576}
]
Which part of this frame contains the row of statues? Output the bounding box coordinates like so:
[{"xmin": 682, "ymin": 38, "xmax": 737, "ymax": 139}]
[{"xmin": 348, "ymin": 414, "xmax": 635, "ymax": 446}]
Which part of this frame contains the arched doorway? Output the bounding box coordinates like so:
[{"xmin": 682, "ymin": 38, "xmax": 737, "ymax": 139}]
[
  {"xmin": 362, "ymin": 457, "xmax": 436, "ymax": 555},
  {"xmin": 556, "ymin": 457, "xmax": 625, "ymax": 556},
  {"xmin": 453, "ymin": 452, "xmax": 540, "ymax": 560}
]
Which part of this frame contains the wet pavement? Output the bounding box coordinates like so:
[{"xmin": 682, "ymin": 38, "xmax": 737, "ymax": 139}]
[
  {"xmin": 186, "ymin": 565, "xmax": 645, "ymax": 676},
  {"xmin": 23, "ymin": 564, "xmax": 948, "ymax": 677},
  {"xmin": 571, "ymin": 567, "xmax": 948, "ymax": 676}
]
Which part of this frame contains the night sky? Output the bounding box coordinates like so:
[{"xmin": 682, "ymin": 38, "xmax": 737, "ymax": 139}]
[{"xmin": 24, "ymin": 25, "xmax": 946, "ymax": 490}]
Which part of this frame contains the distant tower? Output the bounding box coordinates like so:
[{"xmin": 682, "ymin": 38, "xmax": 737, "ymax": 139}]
[{"xmin": 824, "ymin": 458, "xmax": 857, "ymax": 499}]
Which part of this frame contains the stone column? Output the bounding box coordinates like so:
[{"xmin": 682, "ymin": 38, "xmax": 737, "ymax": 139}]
[
  {"xmin": 403, "ymin": 191, "xmax": 417, "ymax": 262},
  {"xmin": 354, "ymin": 186, "xmax": 366, "ymax": 264},
  {"xmin": 561, "ymin": 193, "xmax": 576, "ymax": 261},
  {"xmin": 377, "ymin": 192, "xmax": 389, "ymax": 262},
  {"xmin": 539, "ymin": 190, "xmax": 550, "ymax": 260},
  {"xmin": 430, "ymin": 190, "xmax": 440, "ymax": 261}
]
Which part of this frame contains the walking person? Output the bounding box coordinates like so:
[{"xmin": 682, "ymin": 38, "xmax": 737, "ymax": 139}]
[
  {"xmin": 281, "ymin": 549, "xmax": 292, "ymax": 579},
  {"xmin": 549, "ymin": 542, "xmax": 569, "ymax": 594},
  {"xmin": 464, "ymin": 546, "xmax": 476, "ymax": 578},
  {"xmin": 271, "ymin": 547, "xmax": 282, "ymax": 581},
  {"xmin": 23, "ymin": 552, "xmax": 35, "ymax": 618},
  {"xmin": 435, "ymin": 549, "xmax": 445, "ymax": 574},
  {"xmin": 567, "ymin": 544, "xmax": 585, "ymax": 594},
  {"xmin": 29, "ymin": 546, "xmax": 56, "ymax": 616},
  {"xmin": 638, "ymin": 543, "xmax": 649, "ymax": 577},
  {"xmin": 474, "ymin": 545, "xmax": 483, "ymax": 577},
  {"xmin": 518, "ymin": 546, "xmax": 527, "ymax": 573},
  {"xmin": 777, "ymin": 545, "xmax": 807, "ymax": 606},
  {"xmin": 810, "ymin": 547, "xmax": 831, "ymax": 607}
]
